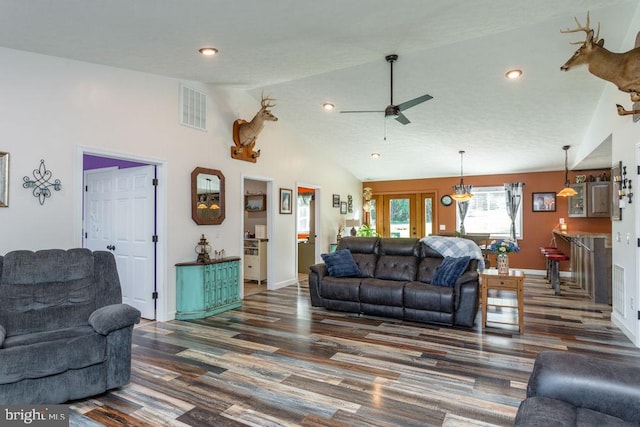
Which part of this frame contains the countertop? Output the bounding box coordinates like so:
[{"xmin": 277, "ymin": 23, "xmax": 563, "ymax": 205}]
[{"xmin": 553, "ymin": 230, "xmax": 612, "ymax": 248}]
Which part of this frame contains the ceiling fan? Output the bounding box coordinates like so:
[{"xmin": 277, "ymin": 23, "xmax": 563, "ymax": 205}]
[{"xmin": 340, "ymin": 54, "xmax": 433, "ymax": 125}]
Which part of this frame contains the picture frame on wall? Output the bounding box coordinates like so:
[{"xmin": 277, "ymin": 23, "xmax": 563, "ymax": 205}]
[
  {"xmin": 340, "ymin": 201, "xmax": 347, "ymax": 214},
  {"xmin": 532, "ymin": 192, "xmax": 556, "ymax": 212},
  {"xmin": 279, "ymin": 188, "xmax": 293, "ymax": 214},
  {"xmin": 333, "ymin": 194, "xmax": 340, "ymax": 208},
  {"xmin": 347, "ymin": 195, "xmax": 353, "ymax": 213}
]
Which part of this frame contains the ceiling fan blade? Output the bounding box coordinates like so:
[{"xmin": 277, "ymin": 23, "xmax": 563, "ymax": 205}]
[
  {"xmin": 397, "ymin": 94, "xmax": 433, "ymax": 112},
  {"xmin": 340, "ymin": 110, "xmax": 384, "ymax": 114},
  {"xmin": 395, "ymin": 112, "xmax": 410, "ymax": 125}
]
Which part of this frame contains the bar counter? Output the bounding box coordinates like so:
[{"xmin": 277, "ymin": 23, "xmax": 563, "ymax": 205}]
[{"xmin": 553, "ymin": 230, "xmax": 611, "ymax": 304}]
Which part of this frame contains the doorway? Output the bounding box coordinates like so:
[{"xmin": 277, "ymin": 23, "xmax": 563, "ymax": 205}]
[
  {"xmin": 79, "ymin": 149, "xmax": 166, "ymax": 321},
  {"xmin": 242, "ymin": 177, "xmax": 272, "ymax": 296},
  {"xmin": 297, "ymin": 186, "xmax": 316, "ymax": 276},
  {"xmin": 378, "ymin": 193, "xmax": 435, "ymax": 238}
]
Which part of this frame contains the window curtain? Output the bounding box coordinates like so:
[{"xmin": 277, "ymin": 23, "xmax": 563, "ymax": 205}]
[
  {"xmin": 457, "ymin": 201, "xmax": 469, "ymax": 235},
  {"xmin": 505, "ymin": 182, "xmax": 524, "ymax": 240}
]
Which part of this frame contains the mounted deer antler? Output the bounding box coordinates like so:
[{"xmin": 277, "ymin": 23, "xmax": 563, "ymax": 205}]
[
  {"xmin": 561, "ymin": 12, "xmax": 601, "ymax": 45},
  {"xmin": 231, "ymin": 93, "xmax": 279, "ymax": 163},
  {"xmin": 560, "ymin": 12, "xmax": 640, "ymax": 116}
]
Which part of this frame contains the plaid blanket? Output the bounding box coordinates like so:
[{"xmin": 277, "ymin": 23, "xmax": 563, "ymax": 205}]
[{"xmin": 421, "ymin": 236, "xmax": 485, "ymax": 271}]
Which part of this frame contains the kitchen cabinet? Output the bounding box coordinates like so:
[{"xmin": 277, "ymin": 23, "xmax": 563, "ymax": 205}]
[
  {"xmin": 244, "ymin": 238, "xmax": 267, "ymax": 284},
  {"xmin": 568, "ymin": 182, "xmax": 611, "ymax": 218}
]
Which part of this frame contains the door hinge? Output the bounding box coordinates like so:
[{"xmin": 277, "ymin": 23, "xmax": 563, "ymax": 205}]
[
  {"xmin": 637, "ymin": 238, "xmax": 640, "ymax": 248},
  {"xmin": 84, "ymin": 232, "xmax": 88, "ymax": 238},
  {"xmin": 152, "ymin": 235, "xmax": 158, "ymax": 243},
  {"xmin": 85, "ymin": 185, "xmax": 88, "ymax": 192},
  {"xmin": 152, "ymin": 291, "xmax": 158, "ymax": 300},
  {"xmin": 637, "ymin": 165, "xmax": 640, "ymax": 175},
  {"xmin": 152, "ymin": 178, "xmax": 159, "ymax": 186}
]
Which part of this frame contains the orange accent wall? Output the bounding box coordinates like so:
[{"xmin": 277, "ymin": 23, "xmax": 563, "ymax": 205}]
[{"xmin": 365, "ymin": 170, "xmax": 611, "ymax": 272}]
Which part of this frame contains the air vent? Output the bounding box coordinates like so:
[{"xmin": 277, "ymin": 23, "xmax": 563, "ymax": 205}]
[
  {"xmin": 613, "ymin": 264, "xmax": 625, "ymax": 317},
  {"xmin": 180, "ymin": 84, "xmax": 207, "ymax": 131}
]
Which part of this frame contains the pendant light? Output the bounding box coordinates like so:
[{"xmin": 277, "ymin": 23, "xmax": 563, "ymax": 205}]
[
  {"xmin": 451, "ymin": 150, "xmax": 473, "ymax": 202},
  {"xmin": 557, "ymin": 145, "xmax": 578, "ymax": 197}
]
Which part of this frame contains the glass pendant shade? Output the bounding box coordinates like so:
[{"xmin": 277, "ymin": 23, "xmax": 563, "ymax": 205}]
[
  {"xmin": 451, "ymin": 185, "xmax": 474, "ymax": 202},
  {"xmin": 557, "ymin": 186, "xmax": 578, "ymax": 197},
  {"xmin": 557, "ymin": 145, "xmax": 578, "ymax": 197},
  {"xmin": 451, "ymin": 150, "xmax": 473, "ymax": 202}
]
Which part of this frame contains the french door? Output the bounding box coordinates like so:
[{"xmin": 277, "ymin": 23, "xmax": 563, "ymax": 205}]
[{"xmin": 379, "ymin": 193, "xmax": 435, "ymax": 238}]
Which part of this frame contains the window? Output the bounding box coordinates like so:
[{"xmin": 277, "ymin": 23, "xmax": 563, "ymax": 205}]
[
  {"xmin": 297, "ymin": 197, "xmax": 311, "ymax": 234},
  {"xmin": 456, "ymin": 186, "xmax": 523, "ymax": 239}
]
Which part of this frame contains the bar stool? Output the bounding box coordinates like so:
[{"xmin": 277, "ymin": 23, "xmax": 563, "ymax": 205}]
[
  {"xmin": 540, "ymin": 247, "xmax": 562, "ymax": 281},
  {"xmin": 546, "ymin": 253, "xmax": 570, "ymax": 295}
]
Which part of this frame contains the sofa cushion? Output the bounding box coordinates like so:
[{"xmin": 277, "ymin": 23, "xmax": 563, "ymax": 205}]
[
  {"xmin": 321, "ymin": 250, "xmax": 361, "ymax": 277},
  {"xmin": 351, "ymin": 253, "xmax": 377, "ymax": 278},
  {"xmin": 0, "ymin": 326, "xmax": 106, "ymax": 384},
  {"xmin": 337, "ymin": 237, "xmax": 379, "ymax": 255},
  {"xmin": 416, "ymin": 257, "xmax": 442, "ymax": 283},
  {"xmin": 378, "ymin": 238, "xmax": 420, "ymax": 256},
  {"xmin": 320, "ymin": 277, "xmax": 362, "ymax": 302},
  {"xmin": 514, "ymin": 396, "xmax": 631, "ymax": 427},
  {"xmin": 404, "ymin": 282, "xmax": 454, "ymax": 313},
  {"xmin": 360, "ymin": 279, "xmax": 405, "ymax": 306},
  {"xmin": 431, "ymin": 256, "xmax": 471, "ymax": 287},
  {"xmin": 0, "ymin": 249, "xmax": 96, "ymax": 336},
  {"xmin": 375, "ymin": 255, "xmax": 417, "ymax": 281}
]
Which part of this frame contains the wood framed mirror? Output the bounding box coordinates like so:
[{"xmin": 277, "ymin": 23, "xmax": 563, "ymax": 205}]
[{"xmin": 191, "ymin": 167, "xmax": 225, "ymax": 225}]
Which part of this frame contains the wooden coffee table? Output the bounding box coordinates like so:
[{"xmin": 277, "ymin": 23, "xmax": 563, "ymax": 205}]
[{"xmin": 480, "ymin": 269, "xmax": 525, "ymax": 333}]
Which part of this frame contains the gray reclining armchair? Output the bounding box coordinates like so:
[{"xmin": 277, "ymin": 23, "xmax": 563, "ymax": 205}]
[{"xmin": 0, "ymin": 248, "xmax": 141, "ymax": 404}]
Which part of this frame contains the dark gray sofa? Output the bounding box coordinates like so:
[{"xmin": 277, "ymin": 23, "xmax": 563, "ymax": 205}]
[
  {"xmin": 308, "ymin": 237, "xmax": 480, "ymax": 327},
  {"xmin": 0, "ymin": 248, "xmax": 141, "ymax": 404},
  {"xmin": 515, "ymin": 351, "xmax": 640, "ymax": 426}
]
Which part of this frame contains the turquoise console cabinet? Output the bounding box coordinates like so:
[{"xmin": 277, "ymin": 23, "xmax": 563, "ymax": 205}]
[{"xmin": 175, "ymin": 257, "xmax": 241, "ymax": 320}]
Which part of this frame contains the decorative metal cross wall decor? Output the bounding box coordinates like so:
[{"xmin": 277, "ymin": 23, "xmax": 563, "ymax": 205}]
[{"xmin": 23, "ymin": 159, "xmax": 62, "ymax": 205}]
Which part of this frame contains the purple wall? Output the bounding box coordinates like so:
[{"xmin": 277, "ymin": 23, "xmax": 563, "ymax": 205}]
[{"xmin": 83, "ymin": 154, "xmax": 147, "ymax": 170}]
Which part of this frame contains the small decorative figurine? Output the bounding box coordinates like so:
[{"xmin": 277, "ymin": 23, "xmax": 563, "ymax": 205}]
[{"xmin": 195, "ymin": 234, "xmax": 212, "ymax": 263}]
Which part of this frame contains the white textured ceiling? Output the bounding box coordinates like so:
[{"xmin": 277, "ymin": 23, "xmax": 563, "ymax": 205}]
[{"xmin": 0, "ymin": 0, "xmax": 636, "ymax": 180}]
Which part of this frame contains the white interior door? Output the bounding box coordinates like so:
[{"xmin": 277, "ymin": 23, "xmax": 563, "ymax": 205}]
[{"xmin": 84, "ymin": 165, "xmax": 156, "ymax": 319}]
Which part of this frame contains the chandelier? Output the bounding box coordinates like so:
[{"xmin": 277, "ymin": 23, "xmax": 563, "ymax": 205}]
[{"xmin": 451, "ymin": 150, "xmax": 473, "ymax": 202}]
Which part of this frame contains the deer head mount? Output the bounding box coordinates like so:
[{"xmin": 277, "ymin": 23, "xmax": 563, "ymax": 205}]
[
  {"xmin": 231, "ymin": 93, "xmax": 278, "ymax": 162},
  {"xmin": 561, "ymin": 12, "xmax": 640, "ymax": 117}
]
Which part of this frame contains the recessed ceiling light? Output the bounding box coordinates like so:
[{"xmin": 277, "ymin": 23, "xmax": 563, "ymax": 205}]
[
  {"xmin": 505, "ymin": 69, "xmax": 522, "ymax": 79},
  {"xmin": 199, "ymin": 47, "xmax": 218, "ymax": 56},
  {"xmin": 322, "ymin": 102, "xmax": 335, "ymax": 111},
  {"xmin": 371, "ymin": 152, "xmax": 381, "ymax": 158}
]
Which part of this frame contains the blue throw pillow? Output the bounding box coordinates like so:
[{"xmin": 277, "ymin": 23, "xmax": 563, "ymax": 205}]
[
  {"xmin": 431, "ymin": 256, "xmax": 471, "ymax": 287},
  {"xmin": 321, "ymin": 249, "xmax": 361, "ymax": 277}
]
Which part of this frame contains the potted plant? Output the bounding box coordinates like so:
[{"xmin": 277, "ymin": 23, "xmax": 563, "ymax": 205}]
[{"xmin": 356, "ymin": 224, "xmax": 378, "ymax": 237}]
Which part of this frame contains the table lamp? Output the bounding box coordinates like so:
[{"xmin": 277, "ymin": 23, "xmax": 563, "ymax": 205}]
[{"xmin": 345, "ymin": 219, "xmax": 360, "ymax": 237}]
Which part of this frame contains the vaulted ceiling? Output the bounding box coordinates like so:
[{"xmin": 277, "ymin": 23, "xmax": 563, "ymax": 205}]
[{"xmin": 0, "ymin": 0, "xmax": 637, "ymax": 180}]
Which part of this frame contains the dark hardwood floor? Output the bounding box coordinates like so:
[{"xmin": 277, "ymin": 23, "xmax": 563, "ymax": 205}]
[{"xmin": 69, "ymin": 275, "xmax": 640, "ymax": 426}]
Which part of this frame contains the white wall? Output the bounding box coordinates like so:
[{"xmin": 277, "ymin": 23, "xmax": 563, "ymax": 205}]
[
  {"xmin": 0, "ymin": 47, "xmax": 361, "ymax": 320},
  {"xmin": 577, "ymin": 5, "xmax": 640, "ymax": 346}
]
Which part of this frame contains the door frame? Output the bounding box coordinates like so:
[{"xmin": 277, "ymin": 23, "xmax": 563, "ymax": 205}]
[
  {"xmin": 295, "ymin": 182, "xmax": 322, "ymax": 271},
  {"xmin": 376, "ymin": 192, "xmax": 436, "ymax": 238},
  {"xmin": 75, "ymin": 146, "xmax": 169, "ymax": 321},
  {"xmin": 241, "ymin": 174, "xmax": 274, "ymax": 293}
]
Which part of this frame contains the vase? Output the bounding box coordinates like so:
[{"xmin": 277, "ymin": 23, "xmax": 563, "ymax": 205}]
[{"xmin": 497, "ymin": 253, "xmax": 509, "ymax": 275}]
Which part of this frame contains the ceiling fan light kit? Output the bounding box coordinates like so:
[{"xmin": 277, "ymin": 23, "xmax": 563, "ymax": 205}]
[{"xmin": 340, "ymin": 54, "xmax": 433, "ymax": 125}]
